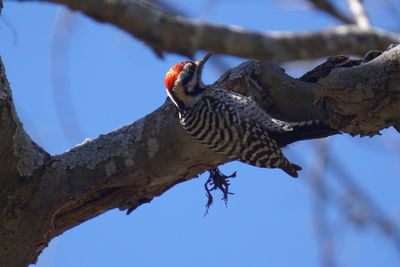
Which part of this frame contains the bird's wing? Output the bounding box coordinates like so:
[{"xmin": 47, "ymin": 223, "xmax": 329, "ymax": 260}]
[{"xmin": 234, "ymin": 120, "xmax": 301, "ymax": 177}]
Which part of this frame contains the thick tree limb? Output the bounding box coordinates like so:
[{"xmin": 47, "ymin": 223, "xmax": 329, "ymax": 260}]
[
  {"xmin": 0, "ymin": 59, "xmax": 49, "ymax": 178},
  {"xmin": 2, "ymin": 1, "xmax": 398, "ymax": 267},
  {"xmin": 315, "ymin": 45, "xmax": 400, "ymax": 136},
  {"xmin": 1, "ymin": 44, "xmax": 400, "ymax": 266},
  {"xmin": 0, "ymin": 61, "xmax": 225, "ymax": 266},
  {"xmin": 0, "ymin": 59, "xmax": 50, "ymax": 267},
  {"xmin": 20, "ymin": 0, "xmax": 400, "ymax": 62},
  {"xmin": 0, "ymin": 56, "xmax": 321, "ymax": 266}
]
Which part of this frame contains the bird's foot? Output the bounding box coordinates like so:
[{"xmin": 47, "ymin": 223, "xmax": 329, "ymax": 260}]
[{"xmin": 204, "ymin": 168, "xmax": 236, "ymax": 215}]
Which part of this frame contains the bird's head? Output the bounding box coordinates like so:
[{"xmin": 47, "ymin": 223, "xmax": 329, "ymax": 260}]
[{"xmin": 164, "ymin": 53, "xmax": 212, "ymax": 109}]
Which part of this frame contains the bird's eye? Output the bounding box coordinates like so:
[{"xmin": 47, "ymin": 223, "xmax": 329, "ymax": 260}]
[
  {"xmin": 180, "ymin": 63, "xmax": 197, "ymax": 86},
  {"xmin": 187, "ymin": 63, "xmax": 196, "ymax": 73}
]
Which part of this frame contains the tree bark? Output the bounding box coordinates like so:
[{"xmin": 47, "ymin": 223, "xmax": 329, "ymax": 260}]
[
  {"xmin": 20, "ymin": 0, "xmax": 400, "ymax": 62},
  {"xmin": 315, "ymin": 47, "xmax": 400, "ymax": 135},
  {"xmin": 1, "ymin": 44, "xmax": 400, "ymax": 265},
  {"xmin": 2, "ymin": 1, "xmax": 400, "ymax": 266}
]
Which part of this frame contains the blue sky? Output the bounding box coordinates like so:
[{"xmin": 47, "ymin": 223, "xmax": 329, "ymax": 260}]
[{"xmin": 1, "ymin": 1, "xmax": 400, "ymax": 267}]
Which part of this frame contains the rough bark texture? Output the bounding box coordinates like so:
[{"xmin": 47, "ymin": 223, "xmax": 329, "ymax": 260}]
[
  {"xmin": 1, "ymin": 44, "xmax": 400, "ymax": 265},
  {"xmin": 0, "ymin": 59, "xmax": 50, "ymax": 267},
  {"xmin": 2, "ymin": 1, "xmax": 400, "ymax": 266},
  {"xmin": 315, "ymin": 46, "xmax": 400, "ymax": 135},
  {"xmin": 20, "ymin": 0, "xmax": 400, "ymax": 62}
]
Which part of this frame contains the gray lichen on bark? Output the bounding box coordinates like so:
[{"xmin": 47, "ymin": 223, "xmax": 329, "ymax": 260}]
[
  {"xmin": 57, "ymin": 117, "xmax": 145, "ymax": 170},
  {"xmin": 13, "ymin": 126, "xmax": 46, "ymax": 176},
  {"xmin": 2, "ymin": 2, "xmax": 400, "ymax": 264},
  {"xmin": 1, "ymin": 58, "xmax": 47, "ymax": 177}
]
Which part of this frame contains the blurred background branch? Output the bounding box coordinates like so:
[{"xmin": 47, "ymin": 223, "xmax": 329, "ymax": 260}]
[
  {"xmin": 1, "ymin": 0, "xmax": 400, "ymax": 267},
  {"xmin": 307, "ymin": 0, "xmax": 354, "ymax": 24},
  {"xmin": 19, "ymin": 0, "xmax": 400, "ymax": 62},
  {"xmin": 50, "ymin": 8, "xmax": 84, "ymax": 145}
]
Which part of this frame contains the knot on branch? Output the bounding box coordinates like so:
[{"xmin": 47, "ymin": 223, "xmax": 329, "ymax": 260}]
[{"xmin": 313, "ymin": 46, "xmax": 400, "ymax": 136}]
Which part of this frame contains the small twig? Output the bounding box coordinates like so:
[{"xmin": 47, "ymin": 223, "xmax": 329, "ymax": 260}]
[
  {"xmin": 329, "ymin": 156, "xmax": 400, "ymax": 251},
  {"xmin": 309, "ymin": 138, "xmax": 400, "ymax": 253},
  {"xmin": 50, "ymin": 8, "xmax": 85, "ymax": 145},
  {"xmin": 307, "ymin": 0, "xmax": 354, "ymax": 24},
  {"xmin": 204, "ymin": 168, "xmax": 236, "ymax": 215},
  {"xmin": 346, "ymin": 0, "xmax": 371, "ymax": 29},
  {"xmin": 309, "ymin": 139, "xmax": 337, "ymax": 267},
  {"xmin": 0, "ymin": 15, "xmax": 18, "ymax": 45}
]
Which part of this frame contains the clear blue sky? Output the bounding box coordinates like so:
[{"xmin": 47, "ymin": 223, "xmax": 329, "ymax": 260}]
[{"xmin": 1, "ymin": 1, "xmax": 400, "ymax": 267}]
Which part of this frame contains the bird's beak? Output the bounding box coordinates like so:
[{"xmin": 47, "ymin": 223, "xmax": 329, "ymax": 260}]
[{"xmin": 196, "ymin": 52, "xmax": 212, "ymax": 69}]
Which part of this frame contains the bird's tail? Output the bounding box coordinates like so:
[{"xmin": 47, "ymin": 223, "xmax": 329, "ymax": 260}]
[
  {"xmin": 280, "ymin": 162, "xmax": 302, "ymax": 178},
  {"xmin": 269, "ymin": 120, "xmax": 339, "ymax": 148}
]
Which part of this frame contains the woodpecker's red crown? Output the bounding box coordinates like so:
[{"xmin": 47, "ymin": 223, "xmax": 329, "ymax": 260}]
[
  {"xmin": 164, "ymin": 53, "xmax": 212, "ymax": 93},
  {"xmin": 164, "ymin": 61, "xmax": 191, "ymax": 92}
]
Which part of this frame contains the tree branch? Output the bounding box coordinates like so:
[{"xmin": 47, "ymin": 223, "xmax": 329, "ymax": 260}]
[
  {"xmin": 1, "ymin": 43, "xmax": 400, "ymax": 265},
  {"xmin": 0, "ymin": 52, "xmax": 327, "ymax": 266},
  {"xmin": 307, "ymin": 0, "xmax": 354, "ymax": 24},
  {"xmin": 20, "ymin": 0, "xmax": 400, "ymax": 62},
  {"xmin": 0, "ymin": 58, "xmax": 50, "ymax": 267},
  {"xmin": 0, "ymin": 58, "xmax": 49, "ymax": 178},
  {"xmin": 347, "ymin": 0, "xmax": 371, "ymax": 29},
  {"xmin": 315, "ymin": 45, "xmax": 400, "ymax": 136}
]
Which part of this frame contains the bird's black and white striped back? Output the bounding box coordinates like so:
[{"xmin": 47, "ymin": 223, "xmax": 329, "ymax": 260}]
[{"xmin": 179, "ymin": 95, "xmax": 301, "ymax": 177}]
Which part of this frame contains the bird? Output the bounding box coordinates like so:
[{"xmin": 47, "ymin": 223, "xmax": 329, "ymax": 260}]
[{"xmin": 164, "ymin": 53, "xmax": 322, "ymax": 178}]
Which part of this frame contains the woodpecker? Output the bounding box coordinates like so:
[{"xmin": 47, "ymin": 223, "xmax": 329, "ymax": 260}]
[{"xmin": 165, "ymin": 53, "xmax": 313, "ymax": 178}]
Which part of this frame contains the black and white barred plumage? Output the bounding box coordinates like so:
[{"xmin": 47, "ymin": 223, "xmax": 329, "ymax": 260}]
[
  {"xmin": 165, "ymin": 53, "xmax": 317, "ymax": 177},
  {"xmin": 179, "ymin": 89, "xmax": 302, "ymax": 177}
]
